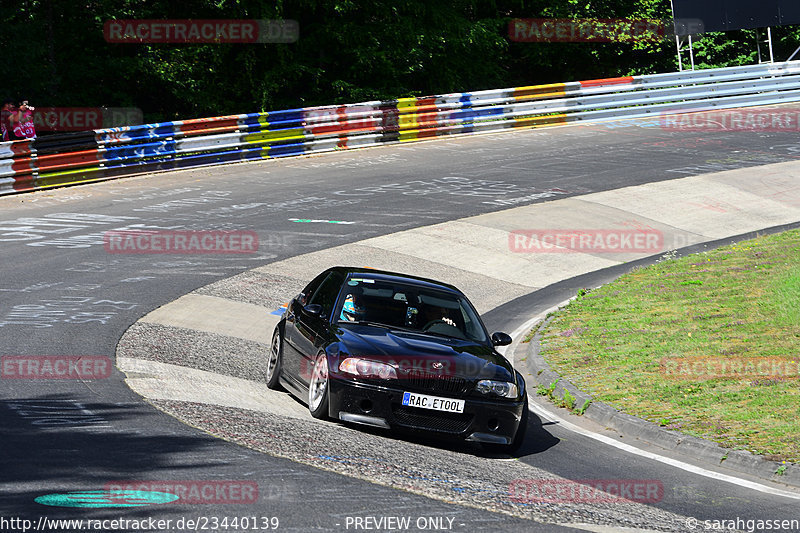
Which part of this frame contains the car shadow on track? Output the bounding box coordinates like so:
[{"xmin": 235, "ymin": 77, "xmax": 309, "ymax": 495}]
[
  {"xmin": 330, "ymin": 404, "xmax": 560, "ymax": 459},
  {"xmin": 274, "ymin": 385, "xmax": 560, "ymax": 458}
]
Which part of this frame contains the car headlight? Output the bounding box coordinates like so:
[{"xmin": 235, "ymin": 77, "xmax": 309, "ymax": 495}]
[
  {"xmin": 339, "ymin": 358, "xmax": 397, "ymax": 379},
  {"xmin": 476, "ymin": 379, "xmax": 518, "ymax": 398}
]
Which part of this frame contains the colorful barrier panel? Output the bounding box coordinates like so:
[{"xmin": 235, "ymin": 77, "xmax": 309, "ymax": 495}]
[{"xmin": 3, "ymin": 61, "xmax": 800, "ymax": 195}]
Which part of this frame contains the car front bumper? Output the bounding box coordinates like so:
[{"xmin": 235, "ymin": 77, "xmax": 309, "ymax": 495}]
[{"xmin": 328, "ymin": 377, "xmax": 525, "ymax": 445}]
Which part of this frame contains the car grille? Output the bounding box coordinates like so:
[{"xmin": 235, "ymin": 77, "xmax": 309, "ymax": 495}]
[
  {"xmin": 402, "ymin": 369, "xmax": 472, "ymax": 396},
  {"xmin": 391, "ymin": 405, "xmax": 473, "ymax": 434}
]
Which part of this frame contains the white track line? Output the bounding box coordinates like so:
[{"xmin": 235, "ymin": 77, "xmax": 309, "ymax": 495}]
[{"xmin": 506, "ymin": 313, "xmax": 800, "ymax": 501}]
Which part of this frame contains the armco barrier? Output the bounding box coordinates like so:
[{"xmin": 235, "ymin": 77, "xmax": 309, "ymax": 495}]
[{"xmin": 3, "ymin": 61, "xmax": 800, "ymax": 196}]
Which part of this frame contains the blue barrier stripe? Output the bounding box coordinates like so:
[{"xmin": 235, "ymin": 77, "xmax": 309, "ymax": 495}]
[
  {"xmin": 263, "ymin": 109, "xmax": 305, "ymax": 123},
  {"xmin": 266, "ymin": 142, "xmax": 307, "ymax": 158},
  {"xmin": 449, "ymin": 108, "xmax": 504, "ymax": 121},
  {"xmin": 103, "ymin": 141, "xmax": 178, "ymax": 160}
]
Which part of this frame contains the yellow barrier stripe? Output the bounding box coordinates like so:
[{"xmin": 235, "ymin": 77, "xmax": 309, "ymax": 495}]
[
  {"xmin": 397, "ymin": 97, "xmax": 419, "ymax": 131},
  {"xmin": 35, "ymin": 166, "xmax": 105, "ymax": 188},
  {"xmin": 512, "ymin": 83, "xmax": 567, "ymax": 101},
  {"xmin": 513, "ymin": 114, "xmax": 568, "ymax": 127},
  {"xmin": 244, "ymin": 128, "xmax": 305, "ymax": 144}
]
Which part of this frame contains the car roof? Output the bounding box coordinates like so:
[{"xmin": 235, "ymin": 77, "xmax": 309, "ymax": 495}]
[{"xmin": 327, "ymin": 266, "xmax": 463, "ymax": 295}]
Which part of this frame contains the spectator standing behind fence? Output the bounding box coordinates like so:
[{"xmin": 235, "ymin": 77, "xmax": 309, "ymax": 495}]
[
  {"xmin": 13, "ymin": 100, "xmax": 36, "ymax": 139},
  {"xmin": 1, "ymin": 98, "xmax": 20, "ymax": 141}
]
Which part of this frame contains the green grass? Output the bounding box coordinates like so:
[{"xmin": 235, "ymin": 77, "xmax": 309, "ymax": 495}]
[{"xmin": 536, "ymin": 229, "xmax": 800, "ymax": 463}]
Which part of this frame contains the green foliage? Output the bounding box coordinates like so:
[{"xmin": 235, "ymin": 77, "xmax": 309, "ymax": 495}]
[
  {"xmin": 2, "ymin": 0, "xmax": 797, "ymax": 122},
  {"xmin": 560, "ymin": 388, "xmax": 576, "ymax": 410},
  {"xmin": 577, "ymin": 399, "xmax": 591, "ymax": 415}
]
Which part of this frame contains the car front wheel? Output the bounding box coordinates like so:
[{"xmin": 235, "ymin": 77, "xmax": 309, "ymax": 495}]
[
  {"xmin": 266, "ymin": 328, "xmax": 283, "ymax": 390},
  {"xmin": 308, "ymin": 352, "xmax": 330, "ymax": 419}
]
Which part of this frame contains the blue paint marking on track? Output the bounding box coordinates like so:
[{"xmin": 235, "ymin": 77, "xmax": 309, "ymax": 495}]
[{"xmin": 35, "ymin": 490, "xmax": 179, "ymax": 508}]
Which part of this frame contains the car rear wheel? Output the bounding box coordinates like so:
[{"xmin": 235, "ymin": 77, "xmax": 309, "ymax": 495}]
[
  {"xmin": 266, "ymin": 328, "xmax": 283, "ymax": 390},
  {"xmin": 308, "ymin": 352, "xmax": 330, "ymax": 419}
]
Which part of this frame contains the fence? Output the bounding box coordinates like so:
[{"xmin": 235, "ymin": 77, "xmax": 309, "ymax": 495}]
[{"xmin": 3, "ymin": 60, "xmax": 800, "ymax": 196}]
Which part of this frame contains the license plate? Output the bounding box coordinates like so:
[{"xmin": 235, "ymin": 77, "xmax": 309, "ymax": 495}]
[{"xmin": 402, "ymin": 392, "xmax": 465, "ymax": 413}]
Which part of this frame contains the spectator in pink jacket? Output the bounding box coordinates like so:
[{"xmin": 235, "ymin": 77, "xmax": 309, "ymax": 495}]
[{"xmin": 13, "ymin": 100, "xmax": 36, "ymax": 139}]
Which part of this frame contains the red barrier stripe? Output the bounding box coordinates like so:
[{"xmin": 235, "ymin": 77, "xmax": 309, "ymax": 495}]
[
  {"xmin": 11, "ymin": 158, "xmax": 36, "ymax": 174},
  {"xmin": 178, "ymin": 118, "xmax": 240, "ymax": 134},
  {"xmin": 10, "ymin": 140, "xmax": 33, "ymax": 156},
  {"xmin": 35, "ymin": 150, "xmax": 102, "ymax": 171},
  {"xmin": 178, "ymin": 124, "xmax": 242, "ymax": 137},
  {"xmin": 579, "ymin": 76, "xmax": 635, "ymax": 88},
  {"xmin": 12, "ymin": 174, "xmax": 35, "ymax": 192},
  {"xmin": 308, "ymin": 123, "xmax": 378, "ymax": 136}
]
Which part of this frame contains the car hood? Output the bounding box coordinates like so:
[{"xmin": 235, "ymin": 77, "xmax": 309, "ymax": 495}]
[{"xmin": 335, "ymin": 323, "xmax": 514, "ymax": 381}]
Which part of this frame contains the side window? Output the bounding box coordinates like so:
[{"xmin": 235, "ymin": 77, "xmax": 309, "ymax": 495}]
[
  {"xmin": 308, "ymin": 271, "xmax": 345, "ymax": 315},
  {"xmin": 299, "ymin": 272, "xmax": 329, "ymax": 305}
]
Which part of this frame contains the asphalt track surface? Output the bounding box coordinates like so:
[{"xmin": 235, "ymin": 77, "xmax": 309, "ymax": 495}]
[{"xmin": 2, "ymin": 116, "xmax": 800, "ymax": 532}]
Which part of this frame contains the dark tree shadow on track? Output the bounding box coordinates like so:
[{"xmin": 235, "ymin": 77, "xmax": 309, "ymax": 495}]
[{"xmin": 0, "ymin": 394, "xmax": 244, "ymax": 515}]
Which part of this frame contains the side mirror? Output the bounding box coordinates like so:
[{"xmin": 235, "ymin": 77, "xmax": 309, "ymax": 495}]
[
  {"xmin": 303, "ymin": 304, "xmax": 323, "ymax": 317},
  {"xmin": 491, "ymin": 332, "xmax": 512, "ymax": 347}
]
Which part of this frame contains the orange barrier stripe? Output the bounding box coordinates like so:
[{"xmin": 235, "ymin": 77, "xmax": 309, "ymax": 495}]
[{"xmin": 579, "ymin": 76, "xmax": 635, "ymax": 88}]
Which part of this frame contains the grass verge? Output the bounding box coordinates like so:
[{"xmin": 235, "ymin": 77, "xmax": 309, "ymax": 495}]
[{"xmin": 537, "ymin": 229, "xmax": 800, "ymax": 463}]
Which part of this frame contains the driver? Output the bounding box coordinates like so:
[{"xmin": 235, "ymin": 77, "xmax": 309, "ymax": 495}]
[
  {"xmin": 422, "ymin": 306, "xmax": 456, "ymax": 328},
  {"xmin": 340, "ymin": 294, "xmax": 366, "ymax": 321}
]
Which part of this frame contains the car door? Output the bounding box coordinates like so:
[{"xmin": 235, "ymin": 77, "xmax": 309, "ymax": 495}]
[
  {"xmin": 292, "ymin": 270, "xmax": 345, "ymax": 387},
  {"xmin": 283, "ymin": 271, "xmax": 328, "ymax": 383}
]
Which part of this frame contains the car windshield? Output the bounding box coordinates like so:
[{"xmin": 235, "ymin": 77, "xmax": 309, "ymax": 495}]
[{"xmin": 335, "ymin": 277, "xmax": 489, "ymax": 344}]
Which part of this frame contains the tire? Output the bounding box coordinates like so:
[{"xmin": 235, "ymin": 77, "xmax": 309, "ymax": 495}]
[
  {"xmin": 308, "ymin": 352, "xmax": 330, "ymax": 419},
  {"xmin": 509, "ymin": 394, "xmax": 530, "ymax": 453},
  {"xmin": 266, "ymin": 328, "xmax": 283, "ymax": 390}
]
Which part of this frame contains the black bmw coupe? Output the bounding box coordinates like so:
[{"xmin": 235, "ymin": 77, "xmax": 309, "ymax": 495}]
[{"xmin": 266, "ymin": 266, "xmax": 528, "ymax": 451}]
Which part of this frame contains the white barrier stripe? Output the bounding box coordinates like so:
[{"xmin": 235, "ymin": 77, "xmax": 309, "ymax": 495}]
[{"xmin": 6, "ymin": 61, "xmax": 800, "ymax": 194}]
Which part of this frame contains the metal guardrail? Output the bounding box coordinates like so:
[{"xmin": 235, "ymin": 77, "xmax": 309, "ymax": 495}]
[{"xmin": 3, "ymin": 61, "xmax": 800, "ymax": 196}]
